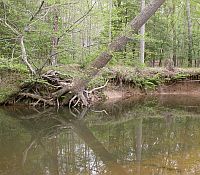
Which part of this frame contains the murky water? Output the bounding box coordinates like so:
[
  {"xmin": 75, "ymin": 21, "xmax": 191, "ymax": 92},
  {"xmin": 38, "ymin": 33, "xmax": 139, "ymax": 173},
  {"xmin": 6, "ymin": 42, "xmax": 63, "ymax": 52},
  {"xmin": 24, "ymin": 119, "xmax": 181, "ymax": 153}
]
[{"xmin": 1, "ymin": 95, "xmax": 200, "ymax": 175}]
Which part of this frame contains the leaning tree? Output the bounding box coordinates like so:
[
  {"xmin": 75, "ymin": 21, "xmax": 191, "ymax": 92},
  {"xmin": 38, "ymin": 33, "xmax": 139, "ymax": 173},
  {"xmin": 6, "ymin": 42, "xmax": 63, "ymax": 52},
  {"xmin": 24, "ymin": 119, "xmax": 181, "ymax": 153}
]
[
  {"xmin": 5, "ymin": 0, "xmax": 166, "ymax": 107},
  {"xmin": 53, "ymin": 0, "xmax": 167, "ymax": 106}
]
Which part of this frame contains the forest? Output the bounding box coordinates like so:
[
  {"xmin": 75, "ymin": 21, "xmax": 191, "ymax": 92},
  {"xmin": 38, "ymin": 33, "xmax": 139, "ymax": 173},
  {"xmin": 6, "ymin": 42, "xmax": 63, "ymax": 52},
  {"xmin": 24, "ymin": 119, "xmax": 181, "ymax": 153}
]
[
  {"xmin": 0, "ymin": 0, "xmax": 200, "ymax": 107},
  {"xmin": 1, "ymin": 1, "xmax": 200, "ymax": 175}
]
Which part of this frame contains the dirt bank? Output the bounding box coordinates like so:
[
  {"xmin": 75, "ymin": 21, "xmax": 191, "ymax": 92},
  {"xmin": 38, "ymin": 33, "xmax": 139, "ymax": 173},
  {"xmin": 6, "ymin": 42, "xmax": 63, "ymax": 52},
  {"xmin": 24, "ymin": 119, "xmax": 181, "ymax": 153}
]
[
  {"xmin": 1, "ymin": 65, "xmax": 200, "ymax": 106},
  {"xmin": 103, "ymin": 81, "xmax": 200, "ymax": 104}
]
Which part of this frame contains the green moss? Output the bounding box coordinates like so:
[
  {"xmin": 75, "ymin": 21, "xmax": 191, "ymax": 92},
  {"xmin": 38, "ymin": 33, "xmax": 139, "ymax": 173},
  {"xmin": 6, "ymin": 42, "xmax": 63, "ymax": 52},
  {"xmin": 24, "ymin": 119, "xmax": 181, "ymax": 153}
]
[
  {"xmin": 0, "ymin": 64, "xmax": 28, "ymax": 74},
  {"xmin": 0, "ymin": 67, "xmax": 28, "ymax": 103}
]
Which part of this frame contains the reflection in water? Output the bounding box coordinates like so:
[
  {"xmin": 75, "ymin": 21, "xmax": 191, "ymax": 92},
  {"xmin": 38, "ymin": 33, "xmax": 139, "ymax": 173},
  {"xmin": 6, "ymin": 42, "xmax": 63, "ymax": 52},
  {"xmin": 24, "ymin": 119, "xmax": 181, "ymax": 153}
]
[
  {"xmin": 135, "ymin": 118, "xmax": 142, "ymax": 175},
  {"xmin": 0, "ymin": 95, "xmax": 200, "ymax": 174}
]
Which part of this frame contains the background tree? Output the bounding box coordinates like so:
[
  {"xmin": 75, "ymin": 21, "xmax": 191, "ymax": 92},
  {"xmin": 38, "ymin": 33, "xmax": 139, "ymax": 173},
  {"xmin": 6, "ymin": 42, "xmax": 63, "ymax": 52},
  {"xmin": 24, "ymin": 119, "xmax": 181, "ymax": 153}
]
[
  {"xmin": 140, "ymin": 0, "xmax": 146, "ymax": 64},
  {"xmin": 0, "ymin": 0, "xmax": 199, "ymax": 71},
  {"xmin": 186, "ymin": 0, "xmax": 193, "ymax": 67}
]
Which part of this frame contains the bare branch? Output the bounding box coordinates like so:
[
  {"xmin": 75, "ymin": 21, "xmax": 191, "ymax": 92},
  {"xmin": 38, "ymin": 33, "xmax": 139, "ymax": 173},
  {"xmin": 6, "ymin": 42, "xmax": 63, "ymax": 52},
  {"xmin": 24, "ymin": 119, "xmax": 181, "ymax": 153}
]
[
  {"xmin": 30, "ymin": 1, "xmax": 44, "ymax": 21},
  {"xmin": 91, "ymin": 109, "xmax": 109, "ymax": 115},
  {"xmin": 0, "ymin": 18, "xmax": 20, "ymax": 35},
  {"xmin": 88, "ymin": 80, "xmax": 109, "ymax": 94},
  {"xmin": 58, "ymin": 2, "xmax": 96, "ymax": 41},
  {"xmin": 28, "ymin": 8, "xmax": 51, "ymax": 27}
]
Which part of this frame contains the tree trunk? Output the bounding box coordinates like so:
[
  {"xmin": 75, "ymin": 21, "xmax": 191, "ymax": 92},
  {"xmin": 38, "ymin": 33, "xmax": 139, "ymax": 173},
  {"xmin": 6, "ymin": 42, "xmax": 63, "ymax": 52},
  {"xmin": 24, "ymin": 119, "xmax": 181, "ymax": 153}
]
[
  {"xmin": 20, "ymin": 36, "xmax": 36, "ymax": 74},
  {"xmin": 54, "ymin": 0, "xmax": 167, "ymax": 104},
  {"xmin": 139, "ymin": 0, "xmax": 145, "ymax": 64},
  {"xmin": 186, "ymin": 0, "xmax": 193, "ymax": 67},
  {"xmin": 109, "ymin": 0, "xmax": 112, "ymax": 43},
  {"xmin": 51, "ymin": 6, "xmax": 59, "ymax": 66},
  {"xmin": 172, "ymin": 1, "xmax": 177, "ymax": 67}
]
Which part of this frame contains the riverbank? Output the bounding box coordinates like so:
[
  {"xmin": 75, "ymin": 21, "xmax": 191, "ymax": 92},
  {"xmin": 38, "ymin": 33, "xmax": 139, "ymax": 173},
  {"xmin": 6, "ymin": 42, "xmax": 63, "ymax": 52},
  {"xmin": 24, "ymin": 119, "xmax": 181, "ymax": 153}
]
[
  {"xmin": 1, "ymin": 65, "xmax": 200, "ymax": 106},
  {"xmin": 102, "ymin": 66, "xmax": 200, "ymax": 102},
  {"xmin": 96, "ymin": 66, "xmax": 200, "ymax": 103},
  {"xmin": 0, "ymin": 66, "xmax": 28, "ymax": 104}
]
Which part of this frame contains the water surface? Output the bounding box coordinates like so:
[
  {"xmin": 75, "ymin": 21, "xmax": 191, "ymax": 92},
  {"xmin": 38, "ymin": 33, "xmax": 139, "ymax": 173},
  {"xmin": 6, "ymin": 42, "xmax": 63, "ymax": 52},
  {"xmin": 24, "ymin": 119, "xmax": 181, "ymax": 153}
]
[{"xmin": 0, "ymin": 95, "xmax": 200, "ymax": 175}]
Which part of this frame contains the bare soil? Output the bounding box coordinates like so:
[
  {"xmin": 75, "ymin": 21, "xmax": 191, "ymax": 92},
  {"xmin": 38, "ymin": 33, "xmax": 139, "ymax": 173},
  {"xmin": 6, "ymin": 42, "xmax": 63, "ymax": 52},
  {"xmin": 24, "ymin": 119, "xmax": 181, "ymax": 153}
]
[
  {"xmin": 103, "ymin": 81, "xmax": 200, "ymax": 104},
  {"xmin": 157, "ymin": 81, "xmax": 200, "ymax": 94}
]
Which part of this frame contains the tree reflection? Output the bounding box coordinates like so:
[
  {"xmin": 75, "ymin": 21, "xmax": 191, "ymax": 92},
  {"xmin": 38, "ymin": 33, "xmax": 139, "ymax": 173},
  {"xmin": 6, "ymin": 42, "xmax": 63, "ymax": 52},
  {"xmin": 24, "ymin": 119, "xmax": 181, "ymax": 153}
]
[
  {"xmin": 1, "ymin": 96, "xmax": 200, "ymax": 175},
  {"xmin": 135, "ymin": 118, "xmax": 143, "ymax": 175},
  {"xmin": 19, "ymin": 108, "xmax": 129, "ymax": 175}
]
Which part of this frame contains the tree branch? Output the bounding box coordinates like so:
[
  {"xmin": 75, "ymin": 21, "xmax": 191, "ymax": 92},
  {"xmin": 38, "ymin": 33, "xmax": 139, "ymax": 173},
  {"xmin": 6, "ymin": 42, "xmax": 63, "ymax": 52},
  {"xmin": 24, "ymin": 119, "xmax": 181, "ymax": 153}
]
[
  {"xmin": 88, "ymin": 80, "xmax": 109, "ymax": 94},
  {"xmin": 58, "ymin": 2, "xmax": 96, "ymax": 41},
  {"xmin": 29, "ymin": 1, "xmax": 45, "ymax": 21}
]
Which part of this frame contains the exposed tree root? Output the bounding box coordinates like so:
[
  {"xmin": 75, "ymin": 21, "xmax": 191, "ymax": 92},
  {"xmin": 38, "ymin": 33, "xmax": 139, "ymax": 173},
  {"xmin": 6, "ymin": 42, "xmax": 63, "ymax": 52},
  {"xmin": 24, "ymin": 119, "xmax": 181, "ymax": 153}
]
[
  {"xmin": 19, "ymin": 93, "xmax": 54, "ymax": 106},
  {"xmin": 68, "ymin": 80, "xmax": 109, "ymax": 108},
  {"xmin": 4, "ymin": 70, "xmax": 108, "ymax": 108}
]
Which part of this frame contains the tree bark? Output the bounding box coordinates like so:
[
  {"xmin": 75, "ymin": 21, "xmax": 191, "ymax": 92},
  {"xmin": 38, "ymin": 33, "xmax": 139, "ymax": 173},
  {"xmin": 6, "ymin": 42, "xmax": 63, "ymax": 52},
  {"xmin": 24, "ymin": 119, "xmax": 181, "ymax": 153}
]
[
  {"xmin": 186, "ymin": 0, "xmax": 193, "ymax": 67},
  {"xmin": 20, "ymin": 36, "xmax": 36, "ymax": 74},
  {"xmin": 130, "ymin": 0, "xmax": 166, "ymax": 32},
  {"xmin": 172, "ymin": 1, "xmax": 177, "ymax": 67},
  {"xmin": 139, "ymin": 0, "xmax": 145, "ymax": 64},
  {"xmin": 51, "ymin": 6, "xmax": 59, "ymax": 66},
  {"xmin": 55, "ymin": 0, "xmax": 167, "ymax": 103},
  {"xmin": 109, "ymin": 0, "xmax": 112, "ymax": 43}
]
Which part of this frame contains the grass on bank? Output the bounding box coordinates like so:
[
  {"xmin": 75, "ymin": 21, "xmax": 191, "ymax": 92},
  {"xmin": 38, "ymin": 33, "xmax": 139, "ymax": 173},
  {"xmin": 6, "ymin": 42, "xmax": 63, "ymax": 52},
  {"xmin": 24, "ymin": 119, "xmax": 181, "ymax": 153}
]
[{"xmin": 1, "ymin": 63, "xmax": 200, "ymax": 103}]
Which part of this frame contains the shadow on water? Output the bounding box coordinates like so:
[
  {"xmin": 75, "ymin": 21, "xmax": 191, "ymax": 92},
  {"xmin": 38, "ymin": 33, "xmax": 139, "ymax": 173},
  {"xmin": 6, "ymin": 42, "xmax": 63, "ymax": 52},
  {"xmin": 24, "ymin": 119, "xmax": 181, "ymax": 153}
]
[{"xmin": 1, "ymin": 94, "xmax": 200, "ymax": 174}]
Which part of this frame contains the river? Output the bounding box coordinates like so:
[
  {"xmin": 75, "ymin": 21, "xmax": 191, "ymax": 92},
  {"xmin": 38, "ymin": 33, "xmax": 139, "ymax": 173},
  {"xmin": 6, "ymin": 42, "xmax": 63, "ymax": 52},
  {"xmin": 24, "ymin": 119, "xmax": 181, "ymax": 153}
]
[{"xmin": 0, "ymin": 94, "xmax": 200, "ymax": 175}]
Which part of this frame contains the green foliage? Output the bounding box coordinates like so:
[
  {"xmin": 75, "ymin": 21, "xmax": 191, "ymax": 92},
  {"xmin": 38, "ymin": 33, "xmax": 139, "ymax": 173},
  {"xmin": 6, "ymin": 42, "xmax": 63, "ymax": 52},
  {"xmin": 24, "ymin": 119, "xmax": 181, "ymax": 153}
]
[
  {"xmin": 88, "ymin": 76, "xmax": 107, "ymax": 90},
  {"xmin": 0, "ymin": 0, "xmax": 199, "ymax": 77},
  {"xmin": 171, "ymin": 73, "xmax": 189, "ymax": 81},
  {"xmin": 135, "ymin": 74, "xmax": 163, "ymax": 90},
  {"xmin": 0, "ymin": 57, "xmax": 28, "ymax": 74}
]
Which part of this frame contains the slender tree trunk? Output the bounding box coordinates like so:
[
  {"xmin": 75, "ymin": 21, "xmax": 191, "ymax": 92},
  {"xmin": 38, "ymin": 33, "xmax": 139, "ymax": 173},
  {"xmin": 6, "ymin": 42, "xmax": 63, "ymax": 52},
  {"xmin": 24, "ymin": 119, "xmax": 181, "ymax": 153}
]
[
  {"xmin": 109, "ymin": 0, "xmax": 112, "ymax": 43},
  {"xmin": 186, "ymin": 0, "xmax": 193, "ymax": 67},
  {"xmin": 172, "ymin": 33, "xmax": 177, "ymax": 67},
  {"xmin": 51, "ymin": 6, "xmax": 59, "ymax": 66},
  {"xmin": 2, "ymin": 8, "xmax": 36, "ymax": 75},
  {"xmin": 20, "ymin": 36, "xmax": 36, "ymax": 74},
  {"xmin": 140, "ymin": 0, "xmax": 145, "ymax": 64},
  {"xmin": 159, "ymin": 57, "xmax": 162, "ymax": 67},
  {"xmin": 152, "ymin": 57, "xmax": 155, "ymax": 67},
  {"xmin": 172, "ymin": 2, "xmax": 177, "ymax": 67}
]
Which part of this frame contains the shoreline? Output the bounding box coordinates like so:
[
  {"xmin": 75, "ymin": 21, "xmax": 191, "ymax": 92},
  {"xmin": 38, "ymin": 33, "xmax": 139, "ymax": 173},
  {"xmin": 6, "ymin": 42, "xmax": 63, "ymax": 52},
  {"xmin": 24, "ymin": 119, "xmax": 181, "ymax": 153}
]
[{"xmin": 1, "ymin": 65, "xmax": 200, "ymax": 106}]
